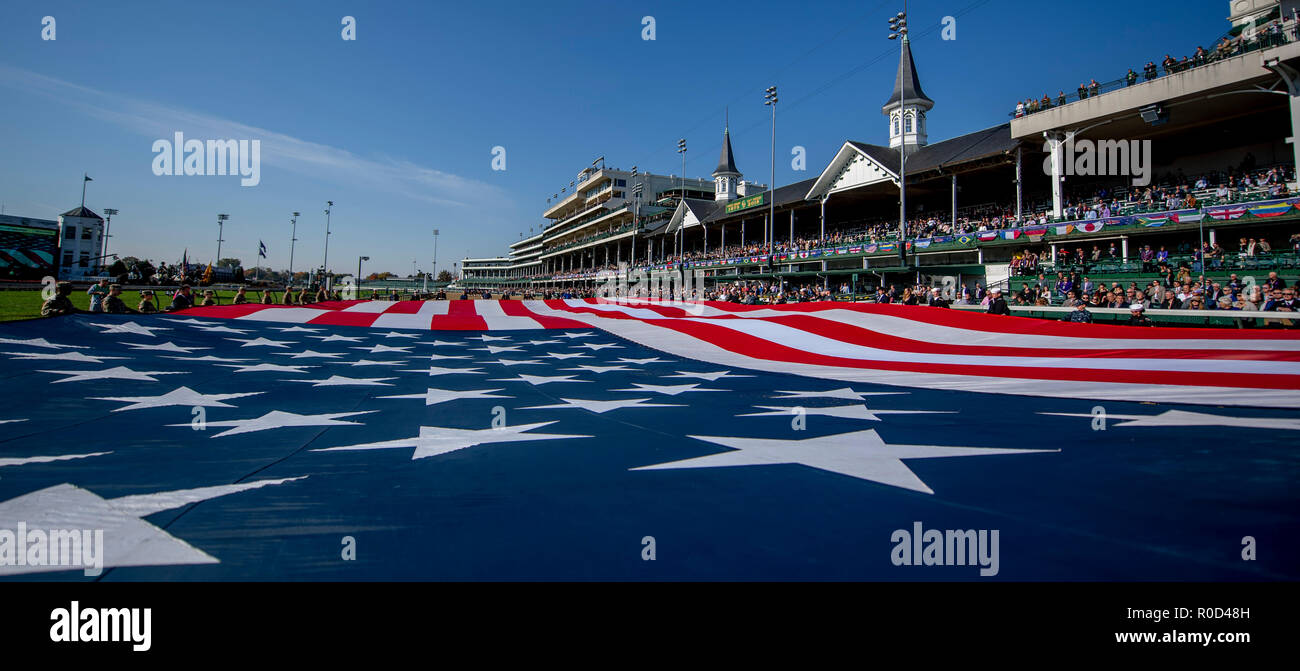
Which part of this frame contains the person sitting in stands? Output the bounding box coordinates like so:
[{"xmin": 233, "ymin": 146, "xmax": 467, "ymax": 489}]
[{"xmin": 1128, "ymin": 304, "xmax": 1153, "ymax": 326}]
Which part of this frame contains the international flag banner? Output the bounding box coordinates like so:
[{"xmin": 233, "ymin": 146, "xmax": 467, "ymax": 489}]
[
  {"xmin": 1, "ymin": 301, "xmax": 1297, "ymax": 582},
  {"xmin": 1075, "ymin": 222, "xmax": 1105, "ymax": 234},
  {"xmin": 878, "ymin": 243, "xmax": 896, "ymax": 253},
  {"xmin": 836, "ymin": 247, "xmax": 848, "ymax": 255},
  {"xmin": 1170, "ymin": 213, "xmax": 1202, "ymax": 224},
  {"xmin": 957, "ymin": 235, "xmax": 974, "ymax": 245},
  {"xmin": 1054, "ymin": 225, "xmax": 1075, "ymax": 235},
  {"xmin": 977, "ymin": 231, "xmax": 998, "ymax": 242},
  {"xmin": 1208, "ymin": 206, "xmax": 1248, "ymax": 220},
  {"xmin": 1002, "ymin": 230, "xmax": 1021, "ymax": 240},
  {"xmin": 849, "ymin": 246, "xmax": 864, "ymax": 253},
  {"xmin": 798, "ymin": 252, "xmax": 809, "ymax": 259},
  {"xmin": 1139, "ymin": 215, "xmax": 1169, "ymax": 226},
  {"xmin": 1022, "ymin": 227, "xmax": 1047, "ymax": 237},
  {"xmin": 1247, "ymin": 202, "xmax": 1293, "ymax": 218},
  {"xmin": 914, "ymin": 239, "xmax": 932, "ymax": 249}
]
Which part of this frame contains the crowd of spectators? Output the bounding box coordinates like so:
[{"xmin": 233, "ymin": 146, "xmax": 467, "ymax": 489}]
[{"xmin": 1015, "ymin": 17, "xmax": 1295, "ymax": 117}]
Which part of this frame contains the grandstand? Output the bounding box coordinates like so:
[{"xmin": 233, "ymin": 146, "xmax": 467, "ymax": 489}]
[{"xmin": 458, "ymin": 0, "xmax": 1300, "ymax": 326}]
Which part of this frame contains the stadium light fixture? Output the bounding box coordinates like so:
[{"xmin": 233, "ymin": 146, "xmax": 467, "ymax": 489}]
[
  {"xmin": 216, "ymin": 214, "xmax": 230, "ymax": 267},
  {"xmin": 765, "ymin": 86, "xmax": 778, "ymax": 275}
]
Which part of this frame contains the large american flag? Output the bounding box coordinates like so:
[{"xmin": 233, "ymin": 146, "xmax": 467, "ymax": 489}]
[{"xmin": 1, "ymin": 299, "xmax": 1297, "ymax": 580}]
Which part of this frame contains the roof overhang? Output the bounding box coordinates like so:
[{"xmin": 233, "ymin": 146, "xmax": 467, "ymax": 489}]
[{"xmin": 805, "ymin": 141, "xmax": 899, "ymax": 201}]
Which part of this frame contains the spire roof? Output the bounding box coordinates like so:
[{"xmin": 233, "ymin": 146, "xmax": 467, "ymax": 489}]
[
  {"xmin": 714, "ymin": 114, "xmax": 739, "ymax": 177},
  {"xmin": 883, "ymin": 38, "xmax": 934, "ymax": 113}
]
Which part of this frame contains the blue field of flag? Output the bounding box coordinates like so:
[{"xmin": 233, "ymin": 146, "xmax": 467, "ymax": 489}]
[{"xmin": 1, "ymin": 313, "xmax": 1297, "ymax": 580}]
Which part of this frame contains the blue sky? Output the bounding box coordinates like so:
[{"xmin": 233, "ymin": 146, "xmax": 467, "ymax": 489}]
[{"xmin": 0, "ymin": 0, "xmax": 1228, "ymax": 276}]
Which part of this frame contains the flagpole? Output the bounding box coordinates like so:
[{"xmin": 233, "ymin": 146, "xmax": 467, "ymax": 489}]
[{"xmin": 80, "ymin": 173, "xmax": 88, "ymax": 208}]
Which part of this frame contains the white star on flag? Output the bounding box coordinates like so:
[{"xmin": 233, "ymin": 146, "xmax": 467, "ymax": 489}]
[
  {"xmin": 611, "ymin": 383, "xmax": 722, "ymax": 396},
  {"xmin": 164, "ymin": 318, "xmax": 217, "ymax": 327},
  {"xmin": 310, "ymin": 334, "xmax": 365, "ymax": 343},
  {"xmin": 378, "ymin": 331, "xmax": 421, "ymax": 339},
  {"xmin": 1039, "ymin": 409, "xmax": 1300, "ymax": 431},
  {"xmin": 0, "ymin": 478, "xmax": 304, "ymax": 576},
  {"xmin": 313, "ymin": 421, "xmax": 589, "ymax": 460},
  {"xmin": 543, "ymin": 352, "xmax": 589, "ymax": 360},
  {"xmin": 773, "ymin": 387, "xmax": 905, "ymax": 401},
  {"xmin": 166, "ymin": 355, "xmax": 252, "ymax": 363},
  {"xmin": 554, "ymin": 332, "xmax": 595, "ymax": 339},
  {"xmin": 284, "ymin": 375, "xmax": 396, "ymax": 387},
  {"xmin": 563, "ymin": 364, "xmax": 630, "ymax": 374},
  {"xmin": 37, "ymin": 366, "xmax": 186, "ymax": 383},
  {"xmin": 526, "ymin": 339, "xmax": 560, "ymax": 346},
  {"xmin": 572, "ymin": 343, "xmax": 621, "ymax": 351},
  {"xmin": 172, "ymin": 410, "xmax": 376, "ymax": 438},
  {"xmin": 0, "ymin": 451, "xmax": 109, "ymax": 468},
  {"xmin": 228, "ymin": 337, "xmax": 295, "ymax": 348},
  {"xmin": 352, "ymin": 344, "xmax": 412, "ymax": 354},
  {"xmin": 632, "ymin": 429, "xmax": 1054, "ymax": 494},
  {"xmin": 346, "ymin": 359, "xmax": 404, "ymax": 367},
  {"xmin": 120, "ymin": 341, "xmax": 210, "ymax": 353},
  {"xmin": 0, "ymin": 337, "xmax": 87, "ymax": 349},
  {"xmin": 420, "ymin": 340, "xmax": 466, "ymax": 347},
  {"xmin": 521, "ymin": 397, "xmax": 683, "ymax": 414},
  {"xmin": 379, "ymin": 387, "xmax": 512, "ymax": 406},
  {"xmin": 399, "ymin": 365, "xmax": 485, "ymax": 376},
  {"xmin": 668, "ymin": 370, "xmax": 754, "ymax": 382},
  {"xmin": 6, "ymin": 351, "xmax": 126, "ymax": 364},
  {"xmin": 737, "ymin": 405, "xmax": 952, "ymax": 421},
  {"xmin": 488, "ymin": 359, "xmax": 543, "ymax": 366},
  {"xmin": 490, "ymin": 373, "xmax": 590, "ymax": 386},
  {"xmin": 617, "ymin": 357, "xmax": 667, "ymax": 365},
  {"xmin": 92, "ymin": 386, "xmax": 263, "ymax": 412},
  {"xmin": 274, "ymin": 349, "xmax": 345, "ymax": 359},
  {"xmin": 475, "ymin": 345, "xmax": 523, "ymax": 354},
  {"xmin": 217, "ymin": 362, "xmax": 317, "ymax": 374},
  {"xmin": 412, "ymin": 353, "xmax": 471, "ymax": 361},
  {"xmin": 89, "ymin": 321, "xmax": 171, "ymax": 337},
  {"xmin": 195, "ymin": 325, "xmax": 251, "ymax": 335},
  {"xmin": 468, "ymin": 334, "xmax": 512, "ymax": 342},
  {"xmin": 273, "ymin": 326, "xmax": 322, "ymax": 333}
]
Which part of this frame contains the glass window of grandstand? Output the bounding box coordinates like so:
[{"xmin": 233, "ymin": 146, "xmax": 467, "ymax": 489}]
[
  {"xmin": 62, "ymin": 252, "xmax": 73, "ymax": 267},
  {"xmin": 81, "ymin": 227, "xmax": 92, "ymax": 240},
  {"xmin": 905, "ymin": 115, "xmax": 913, "ymax": 133},
  {"xmin": 615, "ymin": 179, "xmax": 626, "ymax": 187},
  {"xmin": 79, "ymin": 253, "xmax": 89, "ymax": 267},
  {"xmin": 64, "ymin": 226, "xmax": 76, "ymax": 239}
]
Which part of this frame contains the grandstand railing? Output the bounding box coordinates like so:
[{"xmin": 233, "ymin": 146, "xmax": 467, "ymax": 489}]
[{"xmin": 1008, "ymin": 19, "xmax": 1299, "ymax": 118}]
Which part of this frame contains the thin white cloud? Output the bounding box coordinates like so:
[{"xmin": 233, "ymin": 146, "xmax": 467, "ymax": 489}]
[{"xmin": 0, "ymin": 65, "xmax": 503, "ymax": 209}]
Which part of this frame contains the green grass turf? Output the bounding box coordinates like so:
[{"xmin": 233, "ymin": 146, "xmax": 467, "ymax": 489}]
[{"xmin": 0, "ymin": 289, "xmax": 244, "ymax": 322}]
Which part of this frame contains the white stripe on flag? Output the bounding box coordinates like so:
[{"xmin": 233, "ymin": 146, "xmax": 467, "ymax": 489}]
[
  {"xmin": 373, "ymin": 301, "xmax": 446, "ymax": 329},
  {"xmin": 474, "ymin": 300, "xmax": 542, "ymax": 330},
  {"xmin": 236, "ymin": 307, "xmax": 329, "ymax": 324}
]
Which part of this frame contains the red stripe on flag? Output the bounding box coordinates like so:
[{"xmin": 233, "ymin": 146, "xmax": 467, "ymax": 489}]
[
  {"xmin": 500, "ymin": 300, "xmax": 588, "ymax": 328},
  {"xmin": 643, "ymin": 316, "xmax": 1300, "ymax": 391}
]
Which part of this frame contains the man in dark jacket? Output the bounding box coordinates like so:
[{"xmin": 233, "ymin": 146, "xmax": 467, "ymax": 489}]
[
  {"xmin": 928, "ymin": 287, "xmax": 950, "ymax": 308},
  {"xmin": 986, "ymin": 288, "xmax": 1010, "ymax": 315},
  {"xmin": 1066, "ymin": 301, "xmax": 1094, "ymax": 323},
  {"xmin": 166, "ymin": 284, "xmax": 194, "ymax": 312}
]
